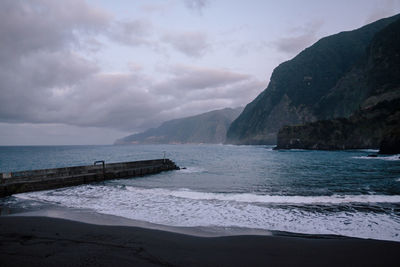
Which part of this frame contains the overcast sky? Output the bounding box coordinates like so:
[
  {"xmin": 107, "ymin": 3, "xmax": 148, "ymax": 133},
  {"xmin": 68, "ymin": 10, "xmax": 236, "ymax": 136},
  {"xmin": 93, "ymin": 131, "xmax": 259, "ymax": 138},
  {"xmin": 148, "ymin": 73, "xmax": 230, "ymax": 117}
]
[{"xmin": 1, "ymin": 0, "xmax": 399, "ymax": 145}]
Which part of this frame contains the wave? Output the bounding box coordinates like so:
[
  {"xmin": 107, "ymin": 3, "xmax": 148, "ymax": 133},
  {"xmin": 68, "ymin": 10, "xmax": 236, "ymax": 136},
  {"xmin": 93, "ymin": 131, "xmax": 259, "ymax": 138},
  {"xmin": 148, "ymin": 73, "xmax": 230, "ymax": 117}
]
[
  {"xmin": 178, "ymin": 167, "xmax": 205, "ymax": 173},
  {"xmin": 358, "ymin": 149, "xmax": 379, "ymax": 153},
  {"xmin": 125, "ymin": 187, "xmax": 400, "ymax": 205},
  {"xmin": 353, "ymin": 155, "xmax": 400, "ymax": 161},
  {"xmin": 15, "ymin": 185, "xmax": 400, "ymax": 242}
]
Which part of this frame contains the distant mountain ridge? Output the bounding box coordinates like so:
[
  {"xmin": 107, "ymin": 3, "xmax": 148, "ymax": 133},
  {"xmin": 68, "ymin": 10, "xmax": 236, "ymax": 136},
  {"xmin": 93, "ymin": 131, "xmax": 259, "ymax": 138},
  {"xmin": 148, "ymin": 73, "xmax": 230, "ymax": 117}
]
[
  {"xmin": 115, "ymin": 107, "xmax": 243, "ymax": 145},
  {"xmin": 226, "ymin": 14, "xmax": 400, "ymax": 145}
]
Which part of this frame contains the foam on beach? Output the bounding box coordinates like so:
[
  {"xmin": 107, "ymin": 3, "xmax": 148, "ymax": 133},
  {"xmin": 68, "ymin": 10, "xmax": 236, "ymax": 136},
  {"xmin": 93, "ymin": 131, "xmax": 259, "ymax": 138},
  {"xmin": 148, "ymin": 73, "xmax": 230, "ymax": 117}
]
[{"xmin": 14, "ymin": 185, "xmax": 400, "ymax": 242}]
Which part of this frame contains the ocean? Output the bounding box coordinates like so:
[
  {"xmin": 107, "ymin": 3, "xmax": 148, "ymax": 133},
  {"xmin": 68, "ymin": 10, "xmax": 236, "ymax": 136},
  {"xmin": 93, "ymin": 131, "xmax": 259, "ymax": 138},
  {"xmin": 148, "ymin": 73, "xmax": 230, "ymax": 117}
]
[{"xmin": 1, "ymin": 145, "xmax": 400, "ymax": 241}]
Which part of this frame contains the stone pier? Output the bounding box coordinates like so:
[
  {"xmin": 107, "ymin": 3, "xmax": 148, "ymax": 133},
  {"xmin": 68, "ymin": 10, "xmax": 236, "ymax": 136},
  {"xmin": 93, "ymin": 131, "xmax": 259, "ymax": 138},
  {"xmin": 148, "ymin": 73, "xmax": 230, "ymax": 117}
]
[{"xmin": 0, "ymin": 159, "xmax": 179, "ymax": 197}]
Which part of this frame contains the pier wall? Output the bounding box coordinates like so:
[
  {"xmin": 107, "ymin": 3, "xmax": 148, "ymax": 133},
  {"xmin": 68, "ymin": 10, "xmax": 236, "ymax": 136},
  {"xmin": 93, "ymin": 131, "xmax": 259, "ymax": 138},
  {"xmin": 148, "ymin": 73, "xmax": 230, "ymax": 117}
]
[{"xmin": 0, "ymin": 159, "xmax": 179, "ymax": 197}]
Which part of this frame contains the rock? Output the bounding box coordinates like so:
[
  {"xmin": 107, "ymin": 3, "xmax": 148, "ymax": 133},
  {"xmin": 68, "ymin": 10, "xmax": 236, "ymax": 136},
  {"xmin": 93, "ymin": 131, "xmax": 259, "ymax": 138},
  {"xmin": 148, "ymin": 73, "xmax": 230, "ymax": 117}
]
[
  {"xmin": 379, "ymin": 129, "xmax": 400, "ymax": 154},
  {"xmin": 275, "ymin": 99, "xmax": 400, "ymax": 150},
  {"xmin": 274, "ymin": 16, "xmax": 400, "ymax": 151}
]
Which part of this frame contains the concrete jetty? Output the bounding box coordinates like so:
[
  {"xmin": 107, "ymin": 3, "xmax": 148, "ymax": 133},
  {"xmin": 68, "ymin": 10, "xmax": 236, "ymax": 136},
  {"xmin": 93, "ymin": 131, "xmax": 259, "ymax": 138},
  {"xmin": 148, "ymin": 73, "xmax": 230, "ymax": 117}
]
[{"xmin": 0, "ymin": 159, "xmax": 179, "ymax": 198}]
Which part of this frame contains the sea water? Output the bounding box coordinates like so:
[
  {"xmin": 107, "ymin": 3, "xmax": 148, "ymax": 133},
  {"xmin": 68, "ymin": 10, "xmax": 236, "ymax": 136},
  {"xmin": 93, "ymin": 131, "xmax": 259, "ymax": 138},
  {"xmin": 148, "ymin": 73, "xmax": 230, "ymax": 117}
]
[{"xmin": 1, "ymin": 145, "xmax": 399, "ymax": 241}]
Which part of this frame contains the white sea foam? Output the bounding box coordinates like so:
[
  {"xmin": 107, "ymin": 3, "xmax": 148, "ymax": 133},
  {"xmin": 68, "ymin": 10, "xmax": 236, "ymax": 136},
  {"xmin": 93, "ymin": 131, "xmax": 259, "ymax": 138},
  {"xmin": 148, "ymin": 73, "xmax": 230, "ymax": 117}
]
[
  {"xmin": 124, "ymin": 187, "xmax": 400, "ymax": 204},
  {"xmin": 358, "ymin": 149, "xmax": 379, "ymax": 153},
  {"xmin": 353, "ymin": 155, "xmax": 400, "ymax": 161},
  {"xmin": 16, "ymin": 185, "xmax": 400, "ymax": 242},
  {"xmin": 178, "ymin": 167, "xmax": 205, "ymax": 173}
]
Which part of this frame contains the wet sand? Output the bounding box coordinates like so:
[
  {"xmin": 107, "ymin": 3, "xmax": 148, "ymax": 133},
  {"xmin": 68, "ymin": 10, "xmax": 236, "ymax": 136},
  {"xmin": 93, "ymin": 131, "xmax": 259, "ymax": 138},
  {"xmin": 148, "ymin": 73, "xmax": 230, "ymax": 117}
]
[{"xmin": 1, "ymin": 216, "xmax": 399, "ymax": 267}]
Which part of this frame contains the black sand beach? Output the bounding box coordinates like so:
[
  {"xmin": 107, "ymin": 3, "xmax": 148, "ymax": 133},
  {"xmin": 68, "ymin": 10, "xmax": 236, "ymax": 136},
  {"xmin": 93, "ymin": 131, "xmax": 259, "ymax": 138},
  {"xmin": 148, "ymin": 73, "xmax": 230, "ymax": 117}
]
[{"xmin": 0, "ymin": 216, "xmax": 399, "ymax": 267}]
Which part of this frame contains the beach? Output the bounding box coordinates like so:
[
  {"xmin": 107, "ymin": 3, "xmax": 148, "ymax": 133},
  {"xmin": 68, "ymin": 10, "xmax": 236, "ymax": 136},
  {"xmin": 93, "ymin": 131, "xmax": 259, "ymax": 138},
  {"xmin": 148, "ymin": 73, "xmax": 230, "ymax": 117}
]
[
  {"xmin": 1, "ymin": 215, "xmax": 399, "ymax": 267},
  {"xmin": 1, "ymin": 145, "xmax": 400, "ymax": 266}
]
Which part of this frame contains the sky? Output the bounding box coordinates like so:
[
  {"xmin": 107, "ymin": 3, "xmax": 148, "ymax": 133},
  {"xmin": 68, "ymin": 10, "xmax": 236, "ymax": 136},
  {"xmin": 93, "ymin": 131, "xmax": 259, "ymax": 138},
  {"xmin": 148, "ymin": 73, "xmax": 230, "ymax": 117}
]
[{"xmin": 1, "ymin": 0, "xmax": 400, "ymax": 145}]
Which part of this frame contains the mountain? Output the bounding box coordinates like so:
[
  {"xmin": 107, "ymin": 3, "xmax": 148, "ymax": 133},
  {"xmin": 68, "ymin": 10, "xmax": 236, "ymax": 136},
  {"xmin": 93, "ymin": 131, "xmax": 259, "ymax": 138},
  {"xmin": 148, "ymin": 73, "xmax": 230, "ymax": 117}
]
[
  {"xmin": 114, "ymin": 107, "xmax": 243, "ymax": 145},
  {"xmin": 276, "ymin": 98, "xmax": 400, "ymax": 151},
  {"xmin": 226, "ymin": 14, "xmax": 400, "ymax": 145},
  {"xmin": 275, "ymin": 16, "xmax": 400, "ymax": 153}
]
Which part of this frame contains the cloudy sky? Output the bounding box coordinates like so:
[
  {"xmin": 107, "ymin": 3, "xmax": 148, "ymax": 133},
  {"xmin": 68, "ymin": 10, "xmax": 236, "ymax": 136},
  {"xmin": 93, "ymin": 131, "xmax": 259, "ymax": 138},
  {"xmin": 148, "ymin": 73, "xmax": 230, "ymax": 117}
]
[{"xmin": 1, "ymin": 0, "xmax": 399, "ymax": 145}]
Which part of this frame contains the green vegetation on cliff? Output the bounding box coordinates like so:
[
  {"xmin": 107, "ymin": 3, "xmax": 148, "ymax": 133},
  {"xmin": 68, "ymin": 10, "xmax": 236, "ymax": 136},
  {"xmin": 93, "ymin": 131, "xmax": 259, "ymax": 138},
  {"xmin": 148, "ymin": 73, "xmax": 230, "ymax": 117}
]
[
  {"xmin": 226, "ymin": 14, "xmax": 400, "ymax": 145},
  {"xmin": 275, "ymin": 16, "xmax": 400, "ymax": 153},
  {"xmin": 115, "ymin": 107, "xmax": 243, "ymax": 145}
]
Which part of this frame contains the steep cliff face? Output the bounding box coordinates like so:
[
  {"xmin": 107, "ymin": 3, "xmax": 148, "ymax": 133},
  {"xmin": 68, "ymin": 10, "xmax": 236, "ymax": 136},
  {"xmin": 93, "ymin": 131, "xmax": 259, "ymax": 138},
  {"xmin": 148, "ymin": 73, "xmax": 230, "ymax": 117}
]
[
  {"xmin": 226, "ymin": 14, "xmax": 399, "ymax": 145},
  {"xmin": 114, "ymin": 107, "xmax": 243, "ymax": 145},
  {"xmin": 275, "ymin": 17, "xmax": 400, "ymax": 152},
  {"xmin": 379, "ymin": 128, "xmax": 400, "ymax": 154},
  {"xmin": 276, "ymin": 99, "xmax": 400, "ymax": 150},
  {"xmin": 316, "ymin": 15, "xmax": 400, "ymax": 119}
]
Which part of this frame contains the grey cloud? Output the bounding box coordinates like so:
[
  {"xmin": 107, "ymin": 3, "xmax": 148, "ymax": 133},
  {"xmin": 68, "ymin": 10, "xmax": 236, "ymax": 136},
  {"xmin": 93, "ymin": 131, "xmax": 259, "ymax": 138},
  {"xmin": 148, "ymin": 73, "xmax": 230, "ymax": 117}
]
[
  {"xmin": 0, "ymin": 0, "xmax": 109, "ymax": 61},
  {"xmin": 162, "ymin": 31, "xmax": 210, "ymax": 57},
  {"xmin": 183, "ymin": 0, "xmax": 210, "ymax": 14},
  {"xmin": 154, "ymin": 66, "xmax": 251, "ymax": 94},
  {"xmin": 59, "ymin": 66, "xmax": 261, "ymax": 132},
  {"xmin": 0, "ymin": 0, "xmax": 107, "ymax": 123},
  {"xmin": 273, "ymin": 34, "xmax": 316, "ymax": 54},
  {"xmin": 365, "ymin": 0, "xmax": 400, "ymax": 23},
  {"xmin": 149, "ymin": 66, "xmax": 264, "ymax": 124},
  {"xmin": 1, "ymin": 65, "xmax": 168, "ymax": 132},
  {"xmin": 0, "ymin": 123, "xmax": 127, "ymax": 145},
  {"xmin": 140, "ymin": 2, "xmax": 170, "ymax": 14},
  {"xmin": 0, "ymin": 0, "xmax": 262, "ymax": 136},
  {"xmin": 0, "ymin": 51, "xmax": 98, "ymax": 124},
  {"xmin": 78, "ymin": 37, "xmax": 104, "ymax": 53},
  {"xmin": 108, "ymin": 20, "xmax": 153, "ymax": 46},
  {"xmin": 161, "ymin": 99, "xmax": 233, "ymax": 120},
  {"xmin": 153, "ymin": 78, "xmax": 263, "ymax": 123},
  {"xmin": 183, "ymin": 79, "xmax": 265, "ymax": 102},
  {"xmin": 272, "ymin": 20, "xmax": 323, "ymax": 55},
  {"xmin": 60, "ymin": 73, "xmax": 170, "ymax": 131}
]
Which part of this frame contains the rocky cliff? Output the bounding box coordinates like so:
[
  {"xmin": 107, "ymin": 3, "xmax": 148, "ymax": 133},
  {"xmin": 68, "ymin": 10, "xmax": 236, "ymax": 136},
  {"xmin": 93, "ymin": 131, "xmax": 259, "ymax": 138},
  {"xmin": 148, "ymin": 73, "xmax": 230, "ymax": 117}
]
[
  {"xmin": 226, "ymin": 14, "xmax": 400, "ymax": 145},
  {"xmin": 275, "ymin": 16, "xmax": 400, "ymax": 153},
  {"xmin": 115, "ymin": 107, "xmax": 243, "ymax": 145},
  {"xmin": 379, "ymin": 128, "xmax": 400, "ymax": 155},
  {"xmin": 276, "ymin": 99, "xmax": 400, "ymax": 150}
]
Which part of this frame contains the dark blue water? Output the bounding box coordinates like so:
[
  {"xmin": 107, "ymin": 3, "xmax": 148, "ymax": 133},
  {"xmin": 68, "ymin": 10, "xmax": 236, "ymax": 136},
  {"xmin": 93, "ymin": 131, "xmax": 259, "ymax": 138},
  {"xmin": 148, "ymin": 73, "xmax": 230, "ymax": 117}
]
[{"xmin": 1, "ymin": 145, "xmax": 400, "ymax": 241}]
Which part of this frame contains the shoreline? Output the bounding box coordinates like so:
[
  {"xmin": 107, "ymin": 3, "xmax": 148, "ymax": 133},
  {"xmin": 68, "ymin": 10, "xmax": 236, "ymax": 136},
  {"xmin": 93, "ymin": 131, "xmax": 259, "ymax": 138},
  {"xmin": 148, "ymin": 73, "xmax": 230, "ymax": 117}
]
[
  {"xmin": 3, "ymin": 194, "xmax": 400, "ymax": 242},
  {"xmin": 8, "ymin": 207, "xmax": 273, "ymax": 238},
  {"xmin": 1, "ymin": 215, "xmax": 399, "ymax": 267},
  {"xmin": 6, "ymin": 205, "xmax": 398, "ymax": 242}
]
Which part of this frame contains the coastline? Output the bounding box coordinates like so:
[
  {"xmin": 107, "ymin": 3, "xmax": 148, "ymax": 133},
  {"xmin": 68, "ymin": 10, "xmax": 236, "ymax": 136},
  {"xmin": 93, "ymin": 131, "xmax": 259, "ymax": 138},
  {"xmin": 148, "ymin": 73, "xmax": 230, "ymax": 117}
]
[
  {"xmin": 7, "ymin": 207, "xmax": 273, "ymax": 238},
  {"xmin": 1, "ymin": 215, "xmax": 399, "ymax": 267}
]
